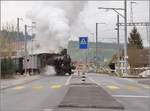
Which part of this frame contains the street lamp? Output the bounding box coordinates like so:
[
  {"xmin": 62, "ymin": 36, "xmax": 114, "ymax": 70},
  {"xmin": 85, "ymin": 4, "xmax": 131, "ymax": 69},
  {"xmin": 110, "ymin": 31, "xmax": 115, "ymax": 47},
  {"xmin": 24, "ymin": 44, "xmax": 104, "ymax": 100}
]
[
  {"xmin": 98, "ymin": 0, "xmax": 128, "ymax": 75},
  {"xmin": 98, "ymin": 7, "xmax": 125, "ymax": 18},
  {"xmin": 149, "ymin": 0, "xmax": 150, "ymax": 69},
  {"xmin": 95, "ymin": 22, "xmax": 106, "ymax": 72}
]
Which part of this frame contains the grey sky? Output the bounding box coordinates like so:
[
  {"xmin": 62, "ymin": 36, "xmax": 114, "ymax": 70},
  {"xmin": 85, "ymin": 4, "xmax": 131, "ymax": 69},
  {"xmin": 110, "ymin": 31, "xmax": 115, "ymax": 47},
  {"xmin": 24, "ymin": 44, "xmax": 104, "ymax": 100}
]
[{"xmin": 1, "ymin": 1, "xmax": 149, "ymax": 47}]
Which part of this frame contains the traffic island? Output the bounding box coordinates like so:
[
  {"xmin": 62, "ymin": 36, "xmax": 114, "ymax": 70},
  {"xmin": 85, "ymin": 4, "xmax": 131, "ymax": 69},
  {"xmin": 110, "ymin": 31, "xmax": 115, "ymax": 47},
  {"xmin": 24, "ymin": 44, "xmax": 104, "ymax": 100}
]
[{"xmin": 58, "ymin": 83, "xmax": 124, "ymax": 109}]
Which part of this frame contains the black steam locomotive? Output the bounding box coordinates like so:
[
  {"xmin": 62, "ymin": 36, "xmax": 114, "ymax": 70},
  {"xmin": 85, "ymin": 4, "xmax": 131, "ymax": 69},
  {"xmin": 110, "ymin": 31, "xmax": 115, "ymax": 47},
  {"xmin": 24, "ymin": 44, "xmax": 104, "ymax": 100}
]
[{"xmin": 47, "ymin": 49, "xmax": 75, "ymax": 75}]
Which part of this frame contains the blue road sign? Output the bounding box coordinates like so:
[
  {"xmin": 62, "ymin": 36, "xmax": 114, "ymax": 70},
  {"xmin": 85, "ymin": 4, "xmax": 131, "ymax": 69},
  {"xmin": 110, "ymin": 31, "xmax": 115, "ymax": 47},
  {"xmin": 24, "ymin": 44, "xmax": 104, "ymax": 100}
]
[{"xmin": 79, "ymin": 37, "xmax": 88, "ymax": 49}]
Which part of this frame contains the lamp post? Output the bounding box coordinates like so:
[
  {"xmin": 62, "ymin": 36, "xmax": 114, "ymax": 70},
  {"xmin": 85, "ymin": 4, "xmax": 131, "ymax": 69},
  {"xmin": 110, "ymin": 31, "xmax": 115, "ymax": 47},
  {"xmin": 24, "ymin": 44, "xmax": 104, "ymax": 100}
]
[
  {"xmin": 24, "ymin": 24, "xmax": 27, "ymax": 74},
  {"xmin": 95, "ymin": 23, "xmax": 106, "ymax": 72},
  {"xmin": 124, "ymin": 0, "xmax": 128, "ymax": 74},
  {"xmin": 149, "ymin": 0, "xmax": 150, "ymax": 70},
  {"xmin": 98, "ymin": 0, "xmax": 128, "ymax": 75},
  {"xmin": 115, "ymin": 15, "xmax": 120, "ymax": 73}
]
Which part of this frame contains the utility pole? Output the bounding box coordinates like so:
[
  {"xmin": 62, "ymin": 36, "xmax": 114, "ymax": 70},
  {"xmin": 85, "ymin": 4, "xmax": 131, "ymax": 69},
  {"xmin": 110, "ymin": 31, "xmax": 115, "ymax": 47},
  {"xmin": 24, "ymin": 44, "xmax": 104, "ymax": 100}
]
[
  {"xmin": 124, "ymin": 0, "xmax": 128, "ymax": 74},
  {"xmin": 130, "ymin": 0, "xmax": 136, "ymax": 23},
  {"xmin": 149, "ymin": 0, "xmax": 150, "ymax": 70},
  {"xmin": 117, "ymin": 15, "xmax": 120, "ymax": 73},
  {"xmin": 95, "ymin": 23, "xmax": 106, "ymax": 72},
  {"xmin": 130, "ymin": 0, "xmax": 133, "ymax": 23},
  {"xmin": 24, "ymin": 23, "xmax": 36, "ymax": 75},
  {"xmin": 17, "ymin": 18, "xmax": 23, "ymax": 56},
  {"xmin": 31, "ymin": 21, "xmax": 36, "ymax": 74},
  {"xmin": 17, "ymin": 18, "xmax": 19, "ymax": 55},
  {"xmin": 96, "ymin": 23, "xmax": 98, "ymax": 72},
  {"xmin": 24, "ymin": 24, "xmax": 27, "ymax": 75},
  {"xmin": 0, "ymin": 0, "xmax": 1, "ymax": 79}
]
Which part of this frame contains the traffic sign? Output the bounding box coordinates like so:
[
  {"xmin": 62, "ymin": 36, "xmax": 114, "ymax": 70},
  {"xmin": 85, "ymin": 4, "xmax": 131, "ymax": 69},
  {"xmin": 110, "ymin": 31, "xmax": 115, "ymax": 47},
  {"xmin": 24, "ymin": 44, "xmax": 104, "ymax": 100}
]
[{"xmin": 79, "ymin": 37, "xmax": 88, "ymax": 49}]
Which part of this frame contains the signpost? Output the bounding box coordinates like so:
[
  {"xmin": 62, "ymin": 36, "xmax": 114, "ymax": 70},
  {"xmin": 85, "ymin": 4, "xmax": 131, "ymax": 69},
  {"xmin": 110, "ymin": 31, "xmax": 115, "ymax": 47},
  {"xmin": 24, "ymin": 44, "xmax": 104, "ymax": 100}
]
[
  {"xmin": 79, "ymin": 37, "xmax": 88, "ymax": 49},
  {"xmin": 79, "ymin": 37, "xmax": 88, "ymax": 83}
]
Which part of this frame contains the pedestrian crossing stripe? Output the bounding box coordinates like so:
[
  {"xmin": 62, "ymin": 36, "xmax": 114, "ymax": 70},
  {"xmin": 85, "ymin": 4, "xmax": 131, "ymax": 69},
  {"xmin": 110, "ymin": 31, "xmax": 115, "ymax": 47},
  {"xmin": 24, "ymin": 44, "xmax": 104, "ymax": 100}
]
[
  {"xmin": 51, "ymin": 85, "xmax": 61, "ymax": 89},
  {"xmin": 13, "ymin": 86, "xmax": 25, "ymax": 90},
  {"xmin": 80, "ymin": 38, "xmax": 87, "ymax": 44},
  {"xmin": 142, "ymin": 85, "xmax": 150, "ymax": 89},
  {"xmin": 106, "ymin": 85, "xmax": 120, "ymax": 90},
  {"xmin": 33, "ymin": 85, "xmax": 43, "ymax": 90},
  {"xmin": 127, "ymin": 85, "xmax": 138, "ymax": 90}
]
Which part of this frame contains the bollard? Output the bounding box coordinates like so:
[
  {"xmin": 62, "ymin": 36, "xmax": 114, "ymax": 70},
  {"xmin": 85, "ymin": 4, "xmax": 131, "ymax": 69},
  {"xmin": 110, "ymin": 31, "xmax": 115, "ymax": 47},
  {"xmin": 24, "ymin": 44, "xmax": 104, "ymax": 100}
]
[{"xmin": 81, "ymin": 73, "xmax": 86, "ymax": 84}]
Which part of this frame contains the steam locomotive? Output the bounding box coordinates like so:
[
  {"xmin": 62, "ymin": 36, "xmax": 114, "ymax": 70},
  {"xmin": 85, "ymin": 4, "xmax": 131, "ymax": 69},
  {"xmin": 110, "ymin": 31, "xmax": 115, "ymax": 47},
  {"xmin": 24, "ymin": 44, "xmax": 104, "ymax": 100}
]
[
  {"xmin": 47, "ymin": 49, "xmax": 75, "ymax": 75},
  {"xmin": 13, "ymin": 49, "xmax": 75, "ymax": 75}
]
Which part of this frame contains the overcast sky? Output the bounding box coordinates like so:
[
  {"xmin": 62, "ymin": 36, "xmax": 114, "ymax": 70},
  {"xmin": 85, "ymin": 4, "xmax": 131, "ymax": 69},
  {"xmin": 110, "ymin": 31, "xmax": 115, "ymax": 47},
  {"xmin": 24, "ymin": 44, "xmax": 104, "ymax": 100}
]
[{"xmin": 1, "ymin": 1, "xmax": 150, "ymax": 47}]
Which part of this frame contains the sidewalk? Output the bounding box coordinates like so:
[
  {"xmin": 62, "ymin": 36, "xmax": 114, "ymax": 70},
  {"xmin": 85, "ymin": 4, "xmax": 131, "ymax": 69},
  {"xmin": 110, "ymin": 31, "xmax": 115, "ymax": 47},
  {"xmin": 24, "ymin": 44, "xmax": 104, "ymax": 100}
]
[{"xmin": 0, "ymin": 74, "xmax": 42, "ymax": 90}]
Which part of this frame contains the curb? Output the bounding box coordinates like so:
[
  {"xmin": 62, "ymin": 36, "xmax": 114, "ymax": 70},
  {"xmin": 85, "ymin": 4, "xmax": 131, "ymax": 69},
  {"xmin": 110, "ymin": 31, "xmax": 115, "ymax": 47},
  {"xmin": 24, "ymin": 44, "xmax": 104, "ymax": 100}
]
[{"xmin": 122, "ymin": 76, "xmax": 144, "ymax": 78}]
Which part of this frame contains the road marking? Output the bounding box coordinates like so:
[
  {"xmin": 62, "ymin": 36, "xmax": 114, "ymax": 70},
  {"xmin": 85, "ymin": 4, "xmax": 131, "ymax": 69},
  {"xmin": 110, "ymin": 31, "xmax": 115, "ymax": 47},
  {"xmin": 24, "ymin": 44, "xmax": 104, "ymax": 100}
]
[
  {"xmin": 112, "ymin": 94, "xmax": 150, "ymax": 98},
  {"xmin": 65, "ymin": 75, "xmax": 72, "ymax": 86},
  {"xmin": 13, "ymin": 86, "xmax": 25, "ymax": 90},
  {"xmin": 106, "ymin": 85, "xmax": 120, "ymax": 90},
  {"xmin": 33, "ymin": 85, "xmax": 43, "ymax": 90},
  {"xmin": 88, "ymin": 77, "xmax": 101, "ymax": 86},
  {"xmin": 142, "ymin": 85, "xmax": 150, "ymax": 89},
  {"xmin": 43, "ymin": 109, "xmax": 53, "ymax": 111},
  {"xmin": 127, "ymin": 85, "xmax": 138, "ymax": 91},
  {"xmin": 51, "ymin": 84, "xmax": 61, "ymax": 89}
]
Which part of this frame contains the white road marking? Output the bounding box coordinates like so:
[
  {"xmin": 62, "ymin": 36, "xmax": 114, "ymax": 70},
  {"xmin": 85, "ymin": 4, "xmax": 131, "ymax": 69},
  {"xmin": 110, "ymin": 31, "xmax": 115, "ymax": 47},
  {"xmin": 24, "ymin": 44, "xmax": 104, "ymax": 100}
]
[
  {"xmin": 88, "ymin": 77, "xmax": 101, "ymax": 86},
  {"xmin": 43, "ymin": 109, "xmax": 53, "ymax": 111},
  {"xmin": 65, "ymin": 75, "xmax": 72, "ymax": 86},
  {"xmin": 142, "ymin": 85, "xmax": 150, "ymax": 89},
  {"xmin": 107, "ymin": 85, "xmax": 120, "ymax": 90},
  {"xmin": 112, "ymin": 95, "xmax": 150, "ymax": 98},
  {"xmin": 13, "ymin": 86, "xmax": 25, "ymax": 90},
  {"xmin": 88, "ymin": 76, "xmax": 150, "ymax": 99}
]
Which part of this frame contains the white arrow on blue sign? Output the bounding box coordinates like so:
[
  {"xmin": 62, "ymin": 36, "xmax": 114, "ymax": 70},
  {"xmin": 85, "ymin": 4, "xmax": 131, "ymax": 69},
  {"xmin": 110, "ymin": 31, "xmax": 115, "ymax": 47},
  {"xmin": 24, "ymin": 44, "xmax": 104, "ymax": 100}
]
[{"xmin": 79, "ymin": 37, "xmax": 88, "ymax": 49}]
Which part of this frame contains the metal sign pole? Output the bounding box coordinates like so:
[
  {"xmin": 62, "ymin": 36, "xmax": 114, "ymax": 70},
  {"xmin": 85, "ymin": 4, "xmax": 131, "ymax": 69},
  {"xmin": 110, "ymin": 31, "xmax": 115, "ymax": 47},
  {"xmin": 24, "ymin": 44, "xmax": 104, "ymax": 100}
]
[
  {"xmin": 79, "ymin": 37, "xmax": 88, "ymax": 82},
  {"xmin": 24, "ymin": 25, "xmax": 27, "ymax": 75},
  {"xmin": 124, "ymin": 0, "xmax": 128, "ymax": 75}
]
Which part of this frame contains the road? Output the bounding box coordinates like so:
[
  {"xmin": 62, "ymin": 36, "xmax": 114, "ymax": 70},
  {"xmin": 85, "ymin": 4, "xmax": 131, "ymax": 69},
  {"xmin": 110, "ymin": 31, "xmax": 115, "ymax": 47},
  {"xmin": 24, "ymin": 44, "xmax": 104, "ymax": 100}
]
[
  {"xmin": 87, "ymin": 73, "xmax": 150, "ymax": 111},
  {"xmin": 0, "ymin": 75, "xmax": 71, "ymax": 111},
  {"xmin": 0, "ymin": 73, "xmax": 150, "ymax": 111}
]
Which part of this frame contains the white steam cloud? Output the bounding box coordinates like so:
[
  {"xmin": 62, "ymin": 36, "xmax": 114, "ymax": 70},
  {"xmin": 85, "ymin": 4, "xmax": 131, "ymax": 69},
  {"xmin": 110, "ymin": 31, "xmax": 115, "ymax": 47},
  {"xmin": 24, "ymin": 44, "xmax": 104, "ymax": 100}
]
[
  {"xmin": 26, "ymin": 1, "xmax": 87, "ymax": 54},
  {"xmin": 44, "ymin": 66, "xmax": 56, "ymax": 76}
]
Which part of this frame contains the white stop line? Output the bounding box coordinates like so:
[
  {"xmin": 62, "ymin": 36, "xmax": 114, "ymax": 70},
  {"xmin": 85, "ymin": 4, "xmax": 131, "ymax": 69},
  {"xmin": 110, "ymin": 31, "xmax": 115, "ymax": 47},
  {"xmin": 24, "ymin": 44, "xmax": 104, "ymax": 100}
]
[{"xmin": 112, "ymin": 95, "xmax": 150, "ymax": 98}]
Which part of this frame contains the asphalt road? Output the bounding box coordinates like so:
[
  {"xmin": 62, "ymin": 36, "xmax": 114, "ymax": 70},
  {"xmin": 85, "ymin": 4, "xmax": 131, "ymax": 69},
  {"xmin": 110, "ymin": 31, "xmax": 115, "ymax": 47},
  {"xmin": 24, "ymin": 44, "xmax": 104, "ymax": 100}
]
[
  {"xmin": 0, "ymin": 73, "xmax": 150, "ymax": 111},
  {"xmin": 0, "ymin": 75, "xmax": 71, "ymax": 111},
  {"xmin": 87, "ymin": 73, "xmax": 150, "ymax": 111}
]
